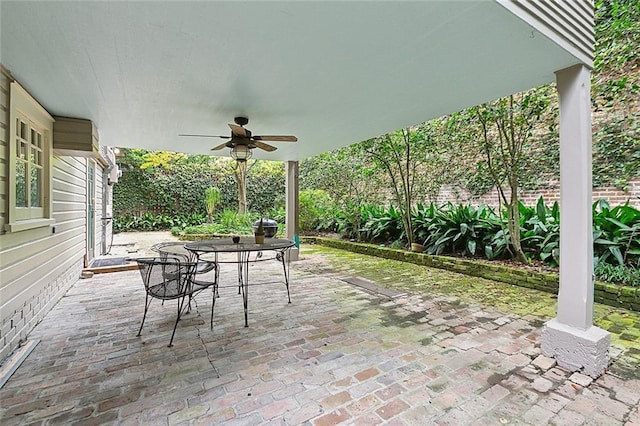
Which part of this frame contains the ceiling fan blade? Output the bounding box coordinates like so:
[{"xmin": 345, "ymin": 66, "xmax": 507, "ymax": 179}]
[
  {"xmin": 228, "ymin": 123, "xmax": 250, "ymax": 137},
  {"xmin": 211, "ymin": 142, "xmax": 230, "ymax": 151},
  {"xmin": 254, "ymin": 141, "xmax": 278, "ymax": 152},
  {"xmin": 252, "ymin": 135, "xmax": 298, "ymax": 142},
  {"xmin": 179, "ymin": 134, "xmax": 230, "ymax": 139}
]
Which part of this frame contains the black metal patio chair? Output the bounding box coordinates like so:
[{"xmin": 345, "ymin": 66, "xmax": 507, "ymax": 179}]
[
  {"xmin": 135, "ymin": 257, "xmax": 203, "ymax": 347},
  {"xmin": 151, "ymin": 241, "xmax": 218, "ymax": 311}
]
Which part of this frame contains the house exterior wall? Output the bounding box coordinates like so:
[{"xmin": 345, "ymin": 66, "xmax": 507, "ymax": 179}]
[
  {"xmin": 0, "ymin": 66, "xmax": 113, "ymax": 363},
  {"xmin": 0, "ymin": 68, "xmax": 8, "ymax": 232}
]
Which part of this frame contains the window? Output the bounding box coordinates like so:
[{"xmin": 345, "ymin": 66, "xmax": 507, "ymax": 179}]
[
  {"xmin": 6, "ymin": 82, "xmax": 54, "ymax": 232},
  {"xmin": 15, "ymin": 115, "xmax": 45, "ymax": 218}
]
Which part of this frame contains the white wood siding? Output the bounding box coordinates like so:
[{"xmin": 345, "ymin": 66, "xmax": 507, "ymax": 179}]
[
  {"xmin": 0, "ymin": 68, "xmax": 86, "ymax": 362},
  {"xmin": 0, "ymin": 68, "xmax": 9, "ymax": 231},
  {"xmin": 94, "ymin": 162, "xmax": 104, "ymax": 258},
  {"xmin": 499, "ymin": 0, "xmax": 594, "ymax": 67}
]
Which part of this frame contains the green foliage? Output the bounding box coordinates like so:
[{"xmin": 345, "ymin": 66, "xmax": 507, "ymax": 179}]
[
  {"xmin": 342, "ymin": 197, "xmax": 639, "ymax": 275},
  {"xmin": 519, "ymin": 198, "xmax": 561, "ymax": 266},
  {"xmin": 593, "ymin": 199, "xmax": 640, "ymax": 267},
  {"xmin": 421, "ymin": 203, "xmax": 501, "ymax": 257},
  {"xmin": 217, "ymin": 209, "xmax": 255, "ymax": 230},
  {"xmin": 175, "ymin": 210, "xmax": 257, "ymax": 237},
  {"xmin": 114, "ymin": 149, "xmax": 285, "ymax": 224},
  {"xmin": 412, "ymin": 202, "xmax": 439, "ymax": 244},
  {"xmin": 114, "ymin": 212, "xmax": 205, "ymax": 232},
  {"xmin": 245, "ymin": 161, "xmax": 286, "ymax": 214},
  {"xmin": 266, "ymin": 206, "xmax": 286, "ymax": 225},
  {"xmin": 361, "ymin": 126, "xmax": 437, "ymax": 244},
  {"xmin": 592, "ymin": 117, "xmax": 640, "ymax": 189},
  {"xmin": 594, "ymin": 0, "xmax": 640, "ymax": 72},
  {"xmin": 299, "ymin": 189, "xmax": 335, "ymax": 232},
  {"xmin": 595, "ymin": 263, "xmax": 640, "ymax": 287},
  {"xmin": 332, "ymin": 201, "xmax": 364, "ymax": 239},
  {"xmin": 360, "ymin": 204, "xmax": 404, "ymax": 243},
  {"xmin": 204, "ymin": 186, "xmax": 222, "ymax": 222}
]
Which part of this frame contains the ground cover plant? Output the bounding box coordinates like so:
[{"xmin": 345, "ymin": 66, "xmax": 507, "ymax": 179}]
[{"xmin": 298, "ymin": 194, "xmax": 639, "ymax": 287}]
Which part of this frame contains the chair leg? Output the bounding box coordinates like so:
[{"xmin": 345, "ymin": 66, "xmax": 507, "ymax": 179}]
[
  {"xmin": 168, "ymin": 294, "xmax": 188, "ymax": 347},
  {"xmin": 137, "ymin": 295, "xmax": 152, "ymax": 337},
  {"xmin": 210, "ymin": 288, "xmax": 216, "ymax": 329},
  {"xmin": 280, "ymin": 251, "xmax": 292, "ymax": 304}
]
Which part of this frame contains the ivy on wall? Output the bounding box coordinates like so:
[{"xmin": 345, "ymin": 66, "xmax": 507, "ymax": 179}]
[{"xmin": 113, "ymin": 149, "xmax": 285, "ymax": 221}]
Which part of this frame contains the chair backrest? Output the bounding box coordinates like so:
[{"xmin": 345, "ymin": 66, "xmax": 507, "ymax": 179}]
[
  {"xmin": 151, "ymin": 242, "xmax": 191, "ymax": 262},
  {"xmin": 152, "ymin": 241, "xmax": 216, "ymax": 274},
  {"xmin": 136, "ymin": 257, "xmax": 195, "ymax": 300}
]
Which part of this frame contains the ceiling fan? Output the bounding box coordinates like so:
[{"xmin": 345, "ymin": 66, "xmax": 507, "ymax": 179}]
[{"xmin": 179, "ymin": 116, "xmax": 297, "ymax": 161}]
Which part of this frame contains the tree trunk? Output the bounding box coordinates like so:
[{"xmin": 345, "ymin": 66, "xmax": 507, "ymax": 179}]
[
  {"xmin": 507, "ymin": 185, "xmax": 528, "ymax": 263},
  {"xmin": 237, "ymin": 161, "xmax": 247, "ymax": 215}
]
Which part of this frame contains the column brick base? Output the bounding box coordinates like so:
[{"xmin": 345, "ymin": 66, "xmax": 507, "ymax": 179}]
[{"xmin": 541, "ymin": 318, "xmax": 610, "ymax": 378}]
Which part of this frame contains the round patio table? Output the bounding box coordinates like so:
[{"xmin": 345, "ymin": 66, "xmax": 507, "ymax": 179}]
[{"xmin": 184, "ymin": 237, "xmax": 295, "ymax": 327}]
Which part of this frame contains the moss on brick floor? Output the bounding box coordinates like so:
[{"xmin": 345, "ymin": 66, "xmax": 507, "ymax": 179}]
[{"xmin": 300, "ymin": 244, "xmax": 640, "ymax": 376}]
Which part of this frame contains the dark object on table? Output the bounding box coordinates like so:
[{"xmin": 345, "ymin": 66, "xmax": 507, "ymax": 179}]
[
  {"xmin": 253, "ymin": 217, "xmax": 278, "ymax": 238},
  {"xmin": 232, "ymin": 236, "xmax": 240, "ymax": 243}
]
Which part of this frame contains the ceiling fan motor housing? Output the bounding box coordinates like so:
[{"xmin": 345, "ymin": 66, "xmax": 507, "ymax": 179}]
[{"xmin": 234, "ymin": 116, "xmax": 249, "ymax": 126}]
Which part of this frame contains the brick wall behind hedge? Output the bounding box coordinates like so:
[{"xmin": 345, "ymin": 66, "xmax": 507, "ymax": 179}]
[
  {"xmin": 304, "ymin": 237, "xmax": 640, "ymax": 313},
  {"xmin": 433, "ymin": 179, "xmax": 640, "ymax": 208}
]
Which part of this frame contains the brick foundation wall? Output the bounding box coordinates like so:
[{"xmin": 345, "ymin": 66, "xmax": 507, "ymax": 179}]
[
  {"xmin": 0, "ymin": 261, "xmax": 82, "ymax": 363},
  {"xmin": 433, "ymin": 179, "xmax": 640, "ymax": 208}
]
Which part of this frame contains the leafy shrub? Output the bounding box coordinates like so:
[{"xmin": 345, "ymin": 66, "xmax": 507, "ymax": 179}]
[
  {"xmin": 361, "ymin": 204, "xmax": 404, "ymax": 243},
  {"xmin": 593, "ymin": 199, "xmax": 640, "ymax": 267},
  {"xmin": 422, "ymin": 203, "xmax": 500, "ymax": 257},
  {"xmin": 174, "ymin": 210, "xmax": 257, "ymax": 236},
  {"xmin": 351, "ymin": 197, "xmax": 639, "ymax": 275},
  {"xmin": 595, "ymin": 263, "xmax": 640, "ymax": 287},
  {"xmin": 519, "ymin": 198, "xmax": 560, "ymax": 266},
  {"xmin": 114, "ymin": 212, "xmax": 205, "ymax": 232},
  {"xmin": 299, "ymin": 190, "xmax": 334, "ymax": 232},
  {"xmin": 266, "ymin": 206, "xmax": 286, "ymax": 225},
  {"xmin": 413, "ymin": 203, "xmax": 439, "ymax": 245}
]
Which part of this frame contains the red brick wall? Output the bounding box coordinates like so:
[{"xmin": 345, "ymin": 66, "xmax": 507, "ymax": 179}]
[{"xmin": 433, "ymin": 179, "xmax": 640, "ymax": 208}]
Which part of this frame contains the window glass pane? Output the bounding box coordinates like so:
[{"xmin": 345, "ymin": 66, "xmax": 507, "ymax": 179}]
[
  {"xmin": 31, "ymin": 167, "xmax": 42, "ymax": 207},
  {"xmin": 31, "ymin": 147, "xmax": 42, "ymax": 165},
  {"xmin": 16, "ymin": 140, "xmax": 27, "ymax": 159},
  {"xmin": 37, "ymin": 133, "xmax": 43, "ymax": 149},
  {"xmin": 16, "ymin": 161, "xmax": 27, "ymax": 207},
  {"xmin": 20, "ymin": 120, "xmax": 27, "ymax": 139}
]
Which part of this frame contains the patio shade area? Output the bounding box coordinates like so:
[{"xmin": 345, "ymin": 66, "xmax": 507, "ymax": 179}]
[
  {"xmin": 0, "ymin": 244, "xmax": 638, "ymax": 425},
  {"xmin": 0, "ymin": 1, "xmax": 588, "ymax": 160}
]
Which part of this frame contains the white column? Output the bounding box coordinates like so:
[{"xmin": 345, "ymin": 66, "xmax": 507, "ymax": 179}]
[
  {"xmin": 540, "ymin": 64, "xmax": 609, "ymax": 378},
  {"xmin": 285, "ymin": 161, "xmax": 300, "ymax": 261}
]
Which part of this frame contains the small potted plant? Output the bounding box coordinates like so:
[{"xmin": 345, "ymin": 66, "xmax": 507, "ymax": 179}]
[{"xmin": 254, "ymin": 218, "xmax": 265, "ymax": 244}]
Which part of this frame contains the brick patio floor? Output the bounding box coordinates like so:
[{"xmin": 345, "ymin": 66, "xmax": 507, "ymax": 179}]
[{"xmin": 1, "ymin": 238, "xmax": 639, "ymax": 425}]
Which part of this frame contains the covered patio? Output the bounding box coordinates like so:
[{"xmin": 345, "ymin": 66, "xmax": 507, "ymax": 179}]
[
  {"xmin": 0, "ymin": 233, "xmax": 638, "ymax": 425},
  {"xmin": 0, "ymin": 0, "xmax": 619, "ymax": 408},
  {"xmin": 1, "ymin": 0, "xmax": 610, "ymax": 374}
]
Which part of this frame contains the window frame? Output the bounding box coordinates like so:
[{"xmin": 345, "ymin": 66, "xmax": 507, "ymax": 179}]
[{"xmin": 6, "ymin": 82, "xmax": 54, "ymax": 232}]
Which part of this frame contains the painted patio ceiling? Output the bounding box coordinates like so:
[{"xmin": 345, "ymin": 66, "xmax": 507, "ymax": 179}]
[{"xmin": 1, "ymin": 1, "xmax": 582, "ymax": 161}]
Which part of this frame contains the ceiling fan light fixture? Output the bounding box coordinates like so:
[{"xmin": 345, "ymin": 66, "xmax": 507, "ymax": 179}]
[{"xmin": 230, "ymin": 144, "xmax": 252, "ymax": 161}]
